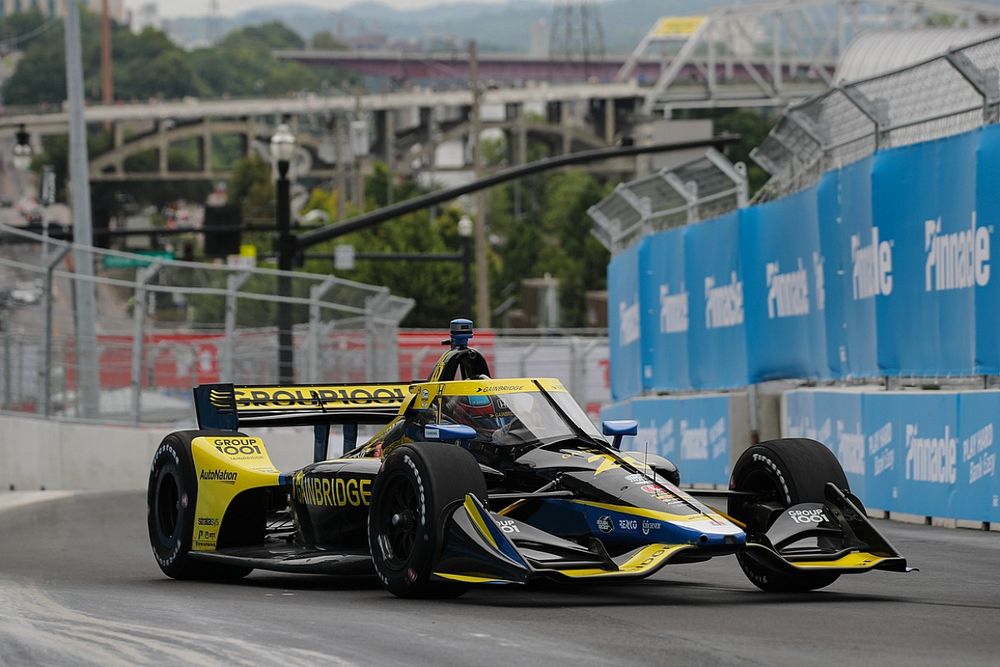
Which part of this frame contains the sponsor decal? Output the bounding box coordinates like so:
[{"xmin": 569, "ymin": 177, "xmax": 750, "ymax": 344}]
[
  {"xmin": 905, "ymin": 424, "xmax": 957, "ymax": 484},
  {"xmin": 475, "ymin": 384, "xmax": 528, "ymax": 393},
  {"xmin": 962, "ymin": 424, "xmax": 995, "ymax": 485},
  {"xmin": 640, "ymin": 483, "xmax": 683, "ymax": 506},
  {"xmin": 199, "ymin": 469, "xmax": 237, "ymax": 484},
  {"xmin": 293, "ymin": 474, "xmax": 373, "ymax": 508},
  {"xmin": 197, "ymin": 517, "xmax": 220, "ymax": 527},
  {"xmin": 225, "ymin": 385, "xmax": 406, "ymax": 410},
  {"xmin": 659, "ymin": 284, "xmax": 689, "ymax": 334},
  {"xmin": 596, "ymin": 515, "xmax": 614, "ymax": 533},
  {"xmin": 625, "ymin": 473, "xmax": 647, "ymax": 484},
  {"xmin": 618, "ymin": 299, "xmax": 640, "ymax": 346},
  {"xmin": 641, "ymin": 519, "xmax": 661, "ymax": 536},
  {"xmin": 851, "ymin": 226, "xmax": 893, "ymax": 299},
  {"xmin": 496, "ymin": 519, "xmax": 520, "ymax": 534},
  {"xmin": 837, "ymin": 421, "xmax": 866, "ymax": 477},
  {"xmin": 868, "ymin": 421, "xmax": 894, "ymax": 477},
  {"xmin": 213, "ymin": 438, "xmax": 262, "ymax": 458},
  {"xmin": 787, "ymin": 508, "xmax": 829, "ymax": 524},
  {"xmin": 765, "ymin": 258, "xmax": 810, "ymax": 319},
  {"xmin": 924, "ymin": 213, "xmax": 990, "ymax": 292},
  {"xmin": 618, "ymin": 518, "xmax": 638, "ymax": 531},
  {"xmin": 704, "ymin": 271, "xmax": 744, "ymax": 329}
]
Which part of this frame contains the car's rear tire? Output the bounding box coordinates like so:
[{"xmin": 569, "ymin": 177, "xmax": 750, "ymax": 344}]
[
  {"xmin": 729, "ymin": 438, "xmax": 847, "ymax": 593},
  {"xmin": 368, "ymin": 442, "xmax": 486, "ymax": 598},
  {"xmin": 147, "ymin": 430, "xmax": 253, "ymax": 581}
]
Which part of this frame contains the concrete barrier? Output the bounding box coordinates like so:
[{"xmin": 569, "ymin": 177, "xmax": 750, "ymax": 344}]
[{"xmin": 0, "ymin": 414, "xmax": 350, "ymax": 492}]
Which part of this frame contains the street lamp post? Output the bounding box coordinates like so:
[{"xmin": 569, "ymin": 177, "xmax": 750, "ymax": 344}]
[
  {"xmin": 457, "ymin": 215, "xmax": 474, "ymax": 318},
  {"xmin": 271, "ymin": 124, "xmax": 296, "ymax": 383}
]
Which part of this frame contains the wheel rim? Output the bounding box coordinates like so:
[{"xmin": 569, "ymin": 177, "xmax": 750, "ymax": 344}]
[
  {"xmin": 155, "ymin": 468, "xmax": 182, "ymax": 544},
  {"xmin": 377, "ymin": 472, "xmax": 421, "ymax": 568},
  {"xmin": 736, "ymin": 468, "xmax": 784, "ymax": 531}
]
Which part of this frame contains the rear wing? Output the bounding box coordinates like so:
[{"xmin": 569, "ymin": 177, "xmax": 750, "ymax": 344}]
[{"xmin": 193, "ymin": 382, "xmax": 412, "ymax": 461}]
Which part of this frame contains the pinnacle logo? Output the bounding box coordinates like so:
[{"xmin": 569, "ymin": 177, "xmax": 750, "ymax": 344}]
[
  {"xmin": 618, "ymin": 299, "xmax": 640, "ymax": 346},
  {"xmin": 704, "ymin": 272, "xmax": 744, "ymax": 329},
  {"xmin": 905, "ymin": 424, "xmax": 957, "ymax": 484},
  {"xmin": 200, "ymin": 469, "xmax": 237, "ymax": 484},
  {"xmin": 851, "ymin": 227, "xmax": 893, "ymax": 300},
  {"xmin": 924, "ymin": 213, "xmax": 991, "ymax": 292},
  {"xmin": 766, "ymin": 258, "xmax": 810, "ymax": 319},
  {"xmin": 659, "ymin": 284, "xmax": 689, "ymax": 334}
]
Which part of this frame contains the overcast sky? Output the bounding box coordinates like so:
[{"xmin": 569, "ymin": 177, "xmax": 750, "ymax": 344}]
[{"xmin": 125, "ymin": 0, "xmax": 509, "ymax": 19}]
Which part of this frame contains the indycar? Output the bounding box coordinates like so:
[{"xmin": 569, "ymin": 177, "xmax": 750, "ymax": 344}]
[{"xmin": 148, "ymin": 319, "xmax": 909, "ymax": 597}]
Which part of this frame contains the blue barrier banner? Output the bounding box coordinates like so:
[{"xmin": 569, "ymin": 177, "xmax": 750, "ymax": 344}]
[
  {"xmin": 607, "ymin": 242, "xmax": 643, "ymax": 400},
  {"xmin": 630, "ymin": 397, "xmax": 677, "ymax": 461},
  {"xmin": 683, "ymin": 212, "xmax": 748, "ymax": 389},
  {"xmin": 862, "ymin": 392, "xmax": 959, "ymax": 517},
  {"xmin": 871, "ymin": 130, "xmax": 980, "ymax": 375},
  {"xmin": 975, "ymin": 125, "xmax": 1000, "ymax": 373},
  {"xmin": 675, "ymin": 395, "xmax": 730, "ymax": 486},
  {"xmin": 599, "ymin": 399, "xmax": 632, "ymax": 423},
  {"xmin": 740, "ymin": 186, "xmax": 828, "ymax": 382},
  {"xmin": 640, "ymin": 228, "xmax": 690, "ymax": 391},
  {"xmin": 785, "ymin": 390, "xmax": 866, "ymax": 501},
  {"xmin": 817, "ymin": 157, "xmax": 879, "ymax": 378},
  {"xmin": 956, "ymin": 392, "xmax": 999, "ymax": 522}
]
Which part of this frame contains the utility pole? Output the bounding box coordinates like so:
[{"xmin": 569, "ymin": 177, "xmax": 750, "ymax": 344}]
[
  {"xmin": 469, "ymin": 40, "xmax": 490, "ymax": 327},
  {"xmin": 66, "ymin": 0, "xmax": 101, "ymax": 418},
  {"xmin": 101, "ymin": 0, "xmax": 113, "ymax": 106}
]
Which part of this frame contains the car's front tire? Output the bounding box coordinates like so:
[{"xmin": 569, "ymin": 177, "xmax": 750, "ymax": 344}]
[
  {"xmin": 147, "ymin": 430, "xmax": 252, "ymax": 580},
  {"xmin": 368, "ymin": 442, "xmax": 486, "ymax": 598},
  {"xmin": 729, "ymin": 438, "xmax": 848, "ymax": 593}
]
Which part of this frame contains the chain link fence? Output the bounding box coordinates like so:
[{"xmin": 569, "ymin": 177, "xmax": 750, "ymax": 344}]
[
  {"xmin": 587, "ymin": 148, "xmax": 749, "ymax": 252},
  {"xmin": 752, "ymin": 32, "xmax": 1000, "ymax": 201},
  {"xmin": 0, "ymin": 223, "xmax": 413, "ymax": 425}
]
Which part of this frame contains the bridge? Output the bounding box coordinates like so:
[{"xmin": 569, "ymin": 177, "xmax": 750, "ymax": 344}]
[{"xmin": 0, "ymin": 83, "xmax": 647, "ymax": 190}]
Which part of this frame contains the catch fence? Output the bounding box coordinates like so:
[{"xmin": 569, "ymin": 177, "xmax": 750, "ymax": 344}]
[{"xmin": 0, "ymin": 223, "xmax": 413, "ymax": 425}]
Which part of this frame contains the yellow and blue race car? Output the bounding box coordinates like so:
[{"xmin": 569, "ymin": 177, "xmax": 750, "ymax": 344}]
[{"xmin": 147, "ymin": 319, "xmax": 909, "ymax": 597}]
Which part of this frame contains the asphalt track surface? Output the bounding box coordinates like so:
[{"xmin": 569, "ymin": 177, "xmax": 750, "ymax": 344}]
[{"xmin": 1, "ymin": 492, "xmax": 999, "ymax": 667}]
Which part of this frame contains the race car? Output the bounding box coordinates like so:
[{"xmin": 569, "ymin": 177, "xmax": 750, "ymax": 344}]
[{"xmin": 147, "ymin": 319, "xmax": 910, "ymax": 597}]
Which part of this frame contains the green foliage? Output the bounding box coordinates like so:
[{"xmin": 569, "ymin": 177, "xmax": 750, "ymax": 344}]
[
  {"xmin": 3, "ymin": 14, "xmax": 321, "ymax": 105},
  {"xmin": 310, "ymin": 30, "xmax": 348, "ymax": 51}
]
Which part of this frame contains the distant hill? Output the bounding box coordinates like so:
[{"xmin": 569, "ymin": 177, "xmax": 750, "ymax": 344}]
[{"xmin": 163, "ymin": 0, "xmax": 735, "ymax": 53}]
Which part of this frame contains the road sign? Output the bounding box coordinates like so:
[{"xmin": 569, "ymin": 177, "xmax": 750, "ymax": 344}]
[
  {"xmin": 334, "ymin": 244, "xmax": 355, "ymax": 270},
  {"xmin": 102, "ymin": 250, "xmax": 174, "ymax": 269}
]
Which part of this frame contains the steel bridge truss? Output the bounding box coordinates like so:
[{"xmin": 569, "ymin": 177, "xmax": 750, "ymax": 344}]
[{"xmin": 620, "ymin": 0, "xmax": 1000, "ymax": 114}]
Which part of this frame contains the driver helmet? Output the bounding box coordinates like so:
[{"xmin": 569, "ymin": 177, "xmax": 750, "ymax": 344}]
[{"xmin": 445, "ymin": 394, "xmax": 514, "ymax": 434}]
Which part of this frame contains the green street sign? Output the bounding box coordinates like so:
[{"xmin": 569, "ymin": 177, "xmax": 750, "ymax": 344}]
[{"xmin": 102, "ymin": 250, "xmax": 174, "ymax": 269}]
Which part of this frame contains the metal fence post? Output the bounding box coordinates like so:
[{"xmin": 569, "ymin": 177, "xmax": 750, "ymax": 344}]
[
  {"xmin": 2, "ymin": 317, "xmax": 10, "ymax": 408},
  {"xmin": 664, "ymin": 172, "xmax": 698, "ymax": 224},
  {"xmin": 130, "ymin": 261, "xmax": 163, "ymax": 425},
  {"xmin": 41, "ymin": 245, "xmax": 72, "ymax": 417},
  {"xmin": 221, "ymin": 271, "xmax": 250, "ymax": 381},
  {"xmin": 308, "ymin": 277, "xmax": 338, "ymax": 383},
  {"xmin": 944, "ymin": 48, "xmax": 1000, "ymax": 125},
  {"xmin": 364, "ymin": 291, "xmax": 390, "ymax": 381}
]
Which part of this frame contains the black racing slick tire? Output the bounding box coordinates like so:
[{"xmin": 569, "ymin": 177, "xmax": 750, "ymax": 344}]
[
  {"xmin": 368, "ymin": 442, "xmax": 487, "ymax": 598},
  {"xmin": 729, "ymin": 438, "xmax": 849, "ymax": 593},
  {"xmin": 147, "ymin": 430, "xmax": 253, "ymax": 581}
]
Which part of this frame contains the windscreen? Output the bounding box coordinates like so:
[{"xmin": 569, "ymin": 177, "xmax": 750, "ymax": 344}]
[{"xmin": 438, "ymin": 390, "xmax": 604, "ymax": 447}]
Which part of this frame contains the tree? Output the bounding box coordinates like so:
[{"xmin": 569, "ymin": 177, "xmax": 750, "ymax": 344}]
[{"xmin": 310, "ymin": 31, "xmax": 348, "ymax": 51}]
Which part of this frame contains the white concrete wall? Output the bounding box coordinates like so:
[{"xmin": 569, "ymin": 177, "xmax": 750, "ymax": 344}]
[{"xmin": 0, "ymin": 414, "xmax": 342, "ymax": 492}]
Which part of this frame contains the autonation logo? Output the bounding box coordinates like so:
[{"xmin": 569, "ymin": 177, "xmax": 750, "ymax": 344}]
[
  {"xmin": 659, "ymin": 284, "xmax": 689, "ymax": 334},
  {"xmin": 851, "ymin": 227, "xmax": 893, "ymax": 300},
  {"xmin": 924, "ymin": 213, "xmax": 991, "ymax": 292},
  {"xmin": 704, "ymin": 272, "xmax": 744, "ymax": 329},
  {"xmin": 618, "ymin": 299, "xmax": 640, "ymax": 346},
  {"xmin": 766, "ymin": 258, "xmax": 809, "ymax": 319}
]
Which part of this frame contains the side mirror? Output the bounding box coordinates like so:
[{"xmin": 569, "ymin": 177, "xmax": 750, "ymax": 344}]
[
  {"xmin": 602, "ymin": 419, "xmax": 638, "ymax": 450},
  {"xmin": 425, "ymin": 423, "xmax": 477, "ymax": 444}
]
